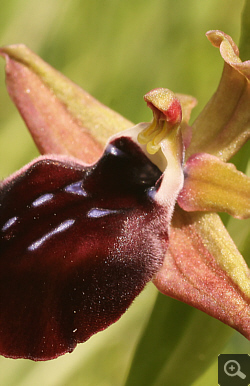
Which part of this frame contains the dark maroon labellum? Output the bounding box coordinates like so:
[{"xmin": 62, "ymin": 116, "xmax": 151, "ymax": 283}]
[{"xmin": 0, "ymin": 137, "xmax": 168, "ymax": 360}]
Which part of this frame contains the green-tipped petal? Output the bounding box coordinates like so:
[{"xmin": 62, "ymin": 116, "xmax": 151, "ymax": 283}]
[
  {"xmin": 178, "ymin": 152, "xmax": 250, "ymax": 219},
  {"xmin": 0, "ymin": 45, "xmax": 132, "ymax": 163},
  {"xmin": 154, "ymin": 207, "xmax": 250, "ymax": 340},
  {"xmin": 186, "ymin": 30, "xmax": 250, "ymax": 162}
]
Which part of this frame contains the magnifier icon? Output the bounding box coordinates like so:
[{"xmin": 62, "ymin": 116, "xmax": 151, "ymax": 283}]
[{"xmin": 224, "ymin": 360, "xmax": 246, "ymax": 379}]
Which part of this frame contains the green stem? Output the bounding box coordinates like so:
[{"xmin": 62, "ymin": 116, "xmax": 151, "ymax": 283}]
[{"xmin": 239, "ymin": 0, "xmax": 250, "ymax": 60}]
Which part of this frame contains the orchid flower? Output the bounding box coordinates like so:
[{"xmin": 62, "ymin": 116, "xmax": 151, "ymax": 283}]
[{"xmin": 0, "ymin": 30, "xmax": 249, "ymax": 362}]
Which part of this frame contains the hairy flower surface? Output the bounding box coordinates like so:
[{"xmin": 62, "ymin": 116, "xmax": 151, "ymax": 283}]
[{"xmin": 0, "ymin": 30, "xmax": 249, "ymax": 361}]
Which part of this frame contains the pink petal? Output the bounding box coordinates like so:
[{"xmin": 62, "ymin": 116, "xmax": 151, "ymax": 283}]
[
  {"xmin": 0, "ymin": 45, "xmax": 132, "ymax": 163},
  {"xmin": 178, "ymin": 152, "xmax": 250, "ymax": 219},
  {"xmin": 154, "ymin": 207, "xmax": 250, "ymax": 340}
]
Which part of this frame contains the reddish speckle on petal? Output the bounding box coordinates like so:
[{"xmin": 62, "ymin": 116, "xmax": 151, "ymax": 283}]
[{"xmin": 164, "ymin": 98, "xmax": 182, "ymax": 124}]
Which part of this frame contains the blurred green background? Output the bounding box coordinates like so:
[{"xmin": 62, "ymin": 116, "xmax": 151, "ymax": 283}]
[{"xmin": 0, "ymin": 0, "xmax": 249, "ymax": 385}]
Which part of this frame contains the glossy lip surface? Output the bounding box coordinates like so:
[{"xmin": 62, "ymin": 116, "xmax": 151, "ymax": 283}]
[{"xmin": 0, "ymin": 136, "xmax": 169, "ymax": 360}]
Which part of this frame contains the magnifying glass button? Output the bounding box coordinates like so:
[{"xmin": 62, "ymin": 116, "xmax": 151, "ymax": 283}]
[{"xmin": 224, "ymin": 360, "xmax": 246, "ymax": 379}]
